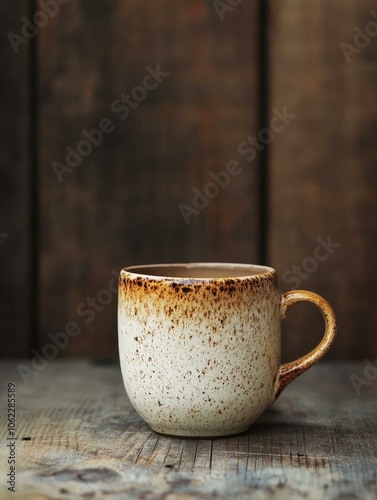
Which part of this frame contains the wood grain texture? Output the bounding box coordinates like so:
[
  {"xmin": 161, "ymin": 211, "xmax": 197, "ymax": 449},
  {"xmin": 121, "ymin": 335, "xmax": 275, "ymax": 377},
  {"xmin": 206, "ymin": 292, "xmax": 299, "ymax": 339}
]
[
  {"xmin": 0, "ymin": 360, "xmax": 376, "ymax": 498},
  {"xmin": 3, "ymin": 0, "xmax": 376, "ymax": 361},
  {"xmin": 38, "ymin": 0, "xmax": 261, "ymax": 358},
  {"xmin": 0, "ymin": 2, "xmax": 31, "ymax": 356},
  {"xmin": 268, "ymin": 0, "xmax": 377, "ymax": 361}
]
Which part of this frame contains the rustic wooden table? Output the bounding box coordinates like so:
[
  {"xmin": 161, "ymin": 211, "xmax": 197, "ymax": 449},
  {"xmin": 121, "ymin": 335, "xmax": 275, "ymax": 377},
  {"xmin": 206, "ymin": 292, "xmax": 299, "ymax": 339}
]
[{"xmin": 0, "ymin": 360, "xmax": 376, "ymax": 499}]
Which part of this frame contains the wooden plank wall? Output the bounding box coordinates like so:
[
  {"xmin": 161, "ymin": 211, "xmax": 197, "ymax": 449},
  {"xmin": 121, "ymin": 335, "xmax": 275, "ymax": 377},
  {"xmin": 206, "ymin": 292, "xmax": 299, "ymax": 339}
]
[
  {"xmin": 269, "ymin": 0, "xmax": 377, "ymax": 361},
  {"xmin": 37, "ymin": 0, "xmax": 261, "ymax": 357},
  {"xmin": 1, "ymin": 0, "xmax": 376, "ymax": 360},
  {"xmin": 0, "ymin": 1, "xmax": 32, "ymax": 357}
]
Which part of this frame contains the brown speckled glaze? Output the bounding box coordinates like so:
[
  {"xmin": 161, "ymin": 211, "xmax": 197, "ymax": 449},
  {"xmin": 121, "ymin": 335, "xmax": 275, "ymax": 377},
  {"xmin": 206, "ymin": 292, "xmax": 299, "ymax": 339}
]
[{"xmin": 118, "ymin": 263, "xmax": 336, "ymax": 437}]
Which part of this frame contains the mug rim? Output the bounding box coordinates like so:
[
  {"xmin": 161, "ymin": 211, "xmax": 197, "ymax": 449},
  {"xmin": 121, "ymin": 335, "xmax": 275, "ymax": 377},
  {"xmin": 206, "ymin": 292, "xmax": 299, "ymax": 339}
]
[{"xmin": 122, "ymin": 262, "xmax": 276, "ymax": 281}]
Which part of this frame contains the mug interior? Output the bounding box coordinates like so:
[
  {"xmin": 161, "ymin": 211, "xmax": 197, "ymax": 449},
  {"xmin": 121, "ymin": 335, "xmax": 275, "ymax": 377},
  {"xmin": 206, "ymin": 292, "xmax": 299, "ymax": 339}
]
[{"xmin": 124, "ymin": 262, "xmax": 275, "ymax": 279}]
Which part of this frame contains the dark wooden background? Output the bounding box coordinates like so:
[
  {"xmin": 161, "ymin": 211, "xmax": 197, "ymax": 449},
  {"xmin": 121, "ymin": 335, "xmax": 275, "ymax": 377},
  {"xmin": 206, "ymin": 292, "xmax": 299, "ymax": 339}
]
[{"xmin": 1, "ymin": 0, "xmax": 376, "ymax": 361}]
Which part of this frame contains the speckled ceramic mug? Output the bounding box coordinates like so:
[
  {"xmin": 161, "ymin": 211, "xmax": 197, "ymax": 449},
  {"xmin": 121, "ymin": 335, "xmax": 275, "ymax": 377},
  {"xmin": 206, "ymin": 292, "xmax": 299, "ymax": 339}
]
[{"xmin": 118, "ymin": 263, "xmax": 336, "ymax": 437}]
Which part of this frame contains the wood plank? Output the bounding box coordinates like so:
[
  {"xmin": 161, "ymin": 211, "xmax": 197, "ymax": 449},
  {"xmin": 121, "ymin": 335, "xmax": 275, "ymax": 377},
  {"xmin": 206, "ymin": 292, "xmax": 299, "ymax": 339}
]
[
  {"xmin": 0, "ymin": 360, "xmax": 376, "ymax": 498},
  {"xmin": 0, "ymin": 3, "xmax": 31, "ymax": 356},
  {"xmin": 268, "ymin": 0, "xmax": 377, "ymax": 361},
  {"xmin": 38, "ymin": 0, "xmax": 261, "ymax": 358}
]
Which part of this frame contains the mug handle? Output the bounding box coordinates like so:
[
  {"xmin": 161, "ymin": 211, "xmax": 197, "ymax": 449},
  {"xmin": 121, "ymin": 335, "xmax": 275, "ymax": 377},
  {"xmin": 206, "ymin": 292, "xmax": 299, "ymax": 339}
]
[{"xmin": 274, "ymin": 290, "xmax": 337, "ymax": 399}]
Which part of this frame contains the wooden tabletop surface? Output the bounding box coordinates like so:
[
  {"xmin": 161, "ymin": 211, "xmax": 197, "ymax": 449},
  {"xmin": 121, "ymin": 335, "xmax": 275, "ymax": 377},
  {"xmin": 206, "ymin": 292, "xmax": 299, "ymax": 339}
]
[{"xmin": 0, "ymin": 360, "xmax": 376, "ymax": 499}]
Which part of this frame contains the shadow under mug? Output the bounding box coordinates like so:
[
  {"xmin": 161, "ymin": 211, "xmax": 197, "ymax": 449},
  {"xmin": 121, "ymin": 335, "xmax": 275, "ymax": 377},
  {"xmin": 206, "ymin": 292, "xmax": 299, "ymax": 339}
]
[{"xmin": 118, "ymin": 263, "xmax": 336, "ymax": 438}]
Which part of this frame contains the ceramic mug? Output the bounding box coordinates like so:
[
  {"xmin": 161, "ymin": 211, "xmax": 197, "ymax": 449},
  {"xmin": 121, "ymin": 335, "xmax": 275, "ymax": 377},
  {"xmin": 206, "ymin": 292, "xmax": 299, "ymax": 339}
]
[{"xmin": 118, "ymin": 263, "xmax": 336, "ymax": 437}]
